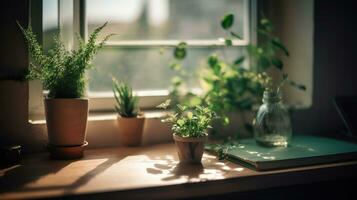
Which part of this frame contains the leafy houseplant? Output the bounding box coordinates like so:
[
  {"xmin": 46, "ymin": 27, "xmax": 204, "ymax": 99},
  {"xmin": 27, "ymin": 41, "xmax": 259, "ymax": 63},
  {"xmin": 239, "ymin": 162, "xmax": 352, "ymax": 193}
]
[
  {"xmin": 113, "ymin": 78, "xmax": 144, "ymax": 146},
  {"xmin": 18, "ymin": 22, "xmax": 112, "ymax": 159},
  {"xmin": 157, "ymin": 100, "xmax": 215, "ymax": 164},
  {"xmin": 167, "ymin": 14, "xmax": 306, "ymax": 138}
]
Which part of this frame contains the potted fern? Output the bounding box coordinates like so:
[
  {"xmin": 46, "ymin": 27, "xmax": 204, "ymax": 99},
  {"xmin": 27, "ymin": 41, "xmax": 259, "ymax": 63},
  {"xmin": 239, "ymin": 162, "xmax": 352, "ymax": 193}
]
[
  {"xmin": 157, "ymin": 100, "xmax": 215, "ymax": 164},
  {"xmin": 113, "ymin": 78, "xmax": 144, "ymax": 146},
  {"xmin": 18, "ymin": 22, "xmax": 112, "ymax": 159}
]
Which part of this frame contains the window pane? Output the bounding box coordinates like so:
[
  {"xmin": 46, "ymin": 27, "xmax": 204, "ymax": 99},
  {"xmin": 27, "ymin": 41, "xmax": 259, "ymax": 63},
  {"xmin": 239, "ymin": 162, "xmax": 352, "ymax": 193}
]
[
  {"xmin": 86, "ymin": 0, "xmax": 247, "ymax": 40},
  {"xmin": 43, "ymin": 0, "xmax": 58, "ymax": 51},
  {"xmin": 88, "ymin": 47, "xmax": 245, "ymax": 92}
]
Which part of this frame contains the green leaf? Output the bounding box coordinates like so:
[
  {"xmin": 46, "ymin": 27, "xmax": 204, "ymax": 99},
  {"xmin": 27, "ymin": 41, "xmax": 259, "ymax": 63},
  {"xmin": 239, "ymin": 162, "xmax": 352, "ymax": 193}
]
[
  {"xmin": 258, "ymin": 57, "xmax": 271, "ymax": 70},
  {"xmin": 213, "ymin": 64, "xmax": 222, "ymax": 75},
  {"xmin": 174, "ymin": 42, "xmax": 187, "ymax": 60},
  {"xmin": 221, "ymin": 13, "xmax": 234, "ymax": 30},
  {"xmin": 298, "ymin": 85, "xmax": 307, "ymax": 90},
  {"xmin": 271, "ymin": 58, "xmax": 283, "ymax": 70},
  {"xmin": 208, "ymin": 54, "xmax": 218, "ymax": 67},
  {"xmin": 177, "ymin": 105, "xmax": 187, "ymax": 112},
  {"xmin": 177, "ymin": 41, "xmax": 187, "ymax": 49},
  {"xmin": 223, "ymin": 116, "xmax": 230, "ymax": 126},
  {"xmin": 289, "ymin": 80, "xmax": 307, "ymax": 91},
  {"xmin": 156, "ymin": 99, "xmax": 171, "ymax": 109},
  {"xmin": 187, "ymin": 112, "xmax": 193, "ymax": 119},
  {"xmin": 234, "ymin": 56, "xmax": 245, "ymax": 65},
  {"xmin": 169, "ymin": 62, "xmax": 181, "ymax": 70},
  {"xmin": 260, "ymin": 18, "xmax": 273, "ymax": 33},
  {"xmin": 271, "ymin": 38, "xmax": 289, "ymax": 56},
  {"xmin": 203, "ymin": 76, "xmax": 213, "ymax": 84},
  {"xmin": 112, "ymin": 78, "xmax": 139, "ymax": 117},
  {"xmin": 230, "ymin": 31, "xmax": 242, "ymax": 39},
  {"xmin": 225, "ymin": 38, "xmax": 233, "ymax": 46},
  {"xmin": 212, "ymin": 80, "xmax": 221, "ymax": 92},
  {"xmin": 174, "ymin": 48, "xmax": 186, "ymax": 60},
  {"xmin": 177, "ymin": 119, "xmax": 184, "ymax": 126},
  {"xmin": 171, "ymin": 76, "xmax": 182, "ymax": 86},
  {"xmin": 257, "ymin": 29, "xmax": 270, "ymax": 36},
  {"xmin": 260, "ymin": 18, "xmax": 272, "ymax": 28}
]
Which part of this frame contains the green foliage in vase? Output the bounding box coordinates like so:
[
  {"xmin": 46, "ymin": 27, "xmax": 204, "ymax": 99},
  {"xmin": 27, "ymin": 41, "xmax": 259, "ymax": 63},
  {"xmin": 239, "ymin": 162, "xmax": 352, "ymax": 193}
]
[
  {"xmin": 168, "ymin": 13, "xmax": 306, "ymax": 130},
  {"xmin": 17, "ymin": 22, "xmax": 113, "ymax": 98},
  {"xmin": 157, "ymin": 99, "xmax": 216, "ymax": 138},
  {"xmin": 168, "ymin": 42, "xmax": 203, "ymax": 110},
  {"xmin": 113, "ymin": 78, "xmax": 139, "ymax": 118}
]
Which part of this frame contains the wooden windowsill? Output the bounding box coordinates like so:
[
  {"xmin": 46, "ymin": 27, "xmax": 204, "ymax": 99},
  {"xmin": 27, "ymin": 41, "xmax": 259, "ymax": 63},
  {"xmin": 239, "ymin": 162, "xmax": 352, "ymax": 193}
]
[{"xmin": 1, "ymin": 143, "xmax": 357, "ymax": 199}]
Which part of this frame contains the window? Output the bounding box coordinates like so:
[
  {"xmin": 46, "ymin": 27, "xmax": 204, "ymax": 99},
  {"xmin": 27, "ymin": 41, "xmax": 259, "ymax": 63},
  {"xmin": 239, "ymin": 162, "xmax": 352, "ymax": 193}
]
[
  {"xmin": 40, "ymin": 0, "xmax": 255, "ymax": 112},
  {"xmin": 86, "ymin": 0, "xmax": 254, "ymax": 110}
]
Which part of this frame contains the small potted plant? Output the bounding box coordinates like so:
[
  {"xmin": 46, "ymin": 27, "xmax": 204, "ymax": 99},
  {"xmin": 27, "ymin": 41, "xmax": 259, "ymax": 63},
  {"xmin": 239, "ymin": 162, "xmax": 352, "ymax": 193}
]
[
  {"xmin": 113, "ymin": 78, "xmax": 144, "ymax": 146},
  {"xmin": 18, "ymin": 22, "xmax": 113, "ymax": 159},
  {"xmin": 157, "ymin": 100, "xmax": 216, "ymax": 164}
]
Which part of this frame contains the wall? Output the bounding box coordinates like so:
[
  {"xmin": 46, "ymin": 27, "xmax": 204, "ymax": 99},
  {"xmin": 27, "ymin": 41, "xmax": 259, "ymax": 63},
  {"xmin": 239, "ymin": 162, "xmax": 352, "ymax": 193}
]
[
  {"xmin": 0, "ymin": 0, "xmax": 49, "ymax": 153},
  {"xmin": 259, "ymin": 0, "xmax": 357, "ymax": 135},
  {"xmin": 292, "ymin": 0, "xmax": 357, "ymax": 134},
  {"xmin": 259, "ymin": 0, "xmax": 314, "ymax": 108}
]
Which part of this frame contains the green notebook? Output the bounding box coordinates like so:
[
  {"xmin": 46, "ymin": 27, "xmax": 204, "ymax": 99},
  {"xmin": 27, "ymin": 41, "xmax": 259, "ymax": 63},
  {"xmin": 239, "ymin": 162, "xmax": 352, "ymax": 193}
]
[{"xmin": 206, "ymin": 135, "xmax": 357, "ymax": 171}]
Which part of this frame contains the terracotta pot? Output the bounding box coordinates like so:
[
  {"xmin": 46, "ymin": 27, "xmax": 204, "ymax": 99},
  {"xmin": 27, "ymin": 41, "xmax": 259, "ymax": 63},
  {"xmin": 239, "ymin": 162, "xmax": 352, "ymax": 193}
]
[
  {"xmin": 117, "ymin": 116, "xmax": 145, "ymax": 146},
  {"xmin": 45, "ymin": 98, "xmax": 88, "ymax": 147},
  {"xmin": 173, "ymin": 134, "xmax": 207, "ymax": 164}
]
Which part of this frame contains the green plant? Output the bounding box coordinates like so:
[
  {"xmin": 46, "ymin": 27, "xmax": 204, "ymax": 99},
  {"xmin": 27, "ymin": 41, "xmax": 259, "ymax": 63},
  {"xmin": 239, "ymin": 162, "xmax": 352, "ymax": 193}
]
[
  {"xmin": 17, "ymin": 22, "xmax": 113, "ymax": 98},
  {"xmin": 168, "ymin": 14, "xmax": 306, "ymax": 131},
  {"xmin": 157, "ymin": 99, "xmax": 216, "ymax": 138},
  {"xmin": 167, "ymin": 42, "xmax": 202, "ymax": 110},
  {"xmin": 113, "ymin": 78, "xmax": 139, "ymax": 117}
]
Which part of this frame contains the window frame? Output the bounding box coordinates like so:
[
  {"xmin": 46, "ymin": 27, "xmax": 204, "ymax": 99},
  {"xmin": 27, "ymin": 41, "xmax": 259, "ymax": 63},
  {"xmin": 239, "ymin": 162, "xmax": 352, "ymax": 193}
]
[{"xmin": 29, "ymin": 0, "xmax": 257, "ymax": 118}]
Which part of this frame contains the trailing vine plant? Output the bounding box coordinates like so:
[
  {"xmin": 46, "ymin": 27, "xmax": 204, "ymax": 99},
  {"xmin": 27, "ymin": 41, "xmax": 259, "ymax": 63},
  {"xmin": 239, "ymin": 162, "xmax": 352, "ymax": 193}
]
[{"xmin": 167, "ymin": 13, "xmax": 306, "ymax": 137}]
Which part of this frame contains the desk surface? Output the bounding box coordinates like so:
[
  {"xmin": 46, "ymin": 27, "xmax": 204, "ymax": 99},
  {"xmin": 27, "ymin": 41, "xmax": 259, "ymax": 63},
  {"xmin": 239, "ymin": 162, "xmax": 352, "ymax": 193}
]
[{"xmin": 1, "ymin": 143, "xmax": 357, "ymax": 199}]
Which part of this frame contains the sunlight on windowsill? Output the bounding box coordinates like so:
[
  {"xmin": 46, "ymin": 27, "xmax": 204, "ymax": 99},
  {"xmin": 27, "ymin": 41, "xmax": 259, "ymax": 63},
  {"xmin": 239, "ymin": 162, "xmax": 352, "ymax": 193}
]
[{"xmin": 28, "ymin": 110, "xmax": 169, "ymax": 125}]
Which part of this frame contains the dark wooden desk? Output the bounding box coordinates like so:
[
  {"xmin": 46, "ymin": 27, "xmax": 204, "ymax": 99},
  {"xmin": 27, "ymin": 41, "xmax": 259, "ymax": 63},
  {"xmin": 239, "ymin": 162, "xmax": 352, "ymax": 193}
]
[{"xmin": 1, "ymin": 143, "xmax": 357, "ymax": 199}]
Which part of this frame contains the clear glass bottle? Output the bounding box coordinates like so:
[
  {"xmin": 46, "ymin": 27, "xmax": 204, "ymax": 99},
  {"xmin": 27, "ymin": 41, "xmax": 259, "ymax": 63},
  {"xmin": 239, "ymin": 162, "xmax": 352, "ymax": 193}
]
[{"xmin": 253, "ymin": 89, "xmax": 292, "ymax": 147}]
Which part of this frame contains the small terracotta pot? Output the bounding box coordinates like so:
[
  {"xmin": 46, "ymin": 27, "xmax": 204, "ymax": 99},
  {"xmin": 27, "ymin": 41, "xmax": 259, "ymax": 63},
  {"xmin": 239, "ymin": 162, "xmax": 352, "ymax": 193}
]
[
  {"xmin": 173, "ymin": 134, "xmax": 207, "ymax": 164},
  {"xmin": 45, "ymin": 98, "xmax": 88, "ymax": 147},
  {"xmin": 117, "ymin": 116, "xmax": 145, "ymax": 146}
]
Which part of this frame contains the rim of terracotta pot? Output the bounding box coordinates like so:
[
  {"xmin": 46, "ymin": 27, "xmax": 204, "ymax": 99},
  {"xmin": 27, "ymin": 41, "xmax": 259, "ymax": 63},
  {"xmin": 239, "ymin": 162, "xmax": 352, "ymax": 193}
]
[
  {"xmin": 116, "ymin": 114, "xmax": 145, "ymax": 119},
  {"xmin": 173, "ymin": 134, "xmax": 208, "ymax": 142},
  {"xmin": 45, "ymin": 98, "xmax": 89, "ymax": 101}
]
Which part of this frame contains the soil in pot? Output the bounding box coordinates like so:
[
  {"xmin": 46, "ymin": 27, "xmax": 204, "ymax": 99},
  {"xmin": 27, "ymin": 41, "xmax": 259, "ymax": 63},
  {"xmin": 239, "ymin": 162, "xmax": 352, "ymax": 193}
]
[
  {"xmin": 117, "ymin": 116, "xmax": 145, "ymax": 146},
  {"xmin": 173, "ymin": 134, "xmax": 207, "ymax": 164}
]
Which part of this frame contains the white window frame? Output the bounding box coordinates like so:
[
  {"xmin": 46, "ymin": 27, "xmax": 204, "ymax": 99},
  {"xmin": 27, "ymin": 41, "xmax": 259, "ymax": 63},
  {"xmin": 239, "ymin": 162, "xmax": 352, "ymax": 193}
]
[{"xmin": 29, "ymin": 0, "xmax": 257, "ymax": 119}]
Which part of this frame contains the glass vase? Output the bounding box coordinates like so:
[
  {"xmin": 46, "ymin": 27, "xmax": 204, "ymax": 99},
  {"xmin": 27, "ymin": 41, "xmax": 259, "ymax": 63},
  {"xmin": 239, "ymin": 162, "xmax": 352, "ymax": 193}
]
[{"xmin": 253, "ymin": 90, "xmax": 292, "ymax": 147}]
